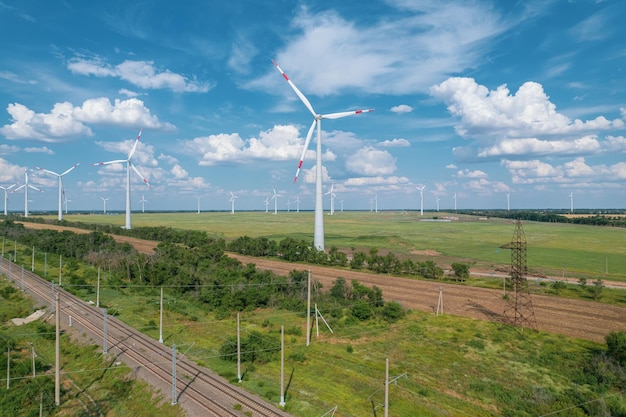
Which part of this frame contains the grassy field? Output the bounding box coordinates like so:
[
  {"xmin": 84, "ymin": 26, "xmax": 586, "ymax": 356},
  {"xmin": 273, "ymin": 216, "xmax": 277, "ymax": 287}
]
[{"xmin": 55, "ymin": 211, "xmax": 626, "ymax": 282}]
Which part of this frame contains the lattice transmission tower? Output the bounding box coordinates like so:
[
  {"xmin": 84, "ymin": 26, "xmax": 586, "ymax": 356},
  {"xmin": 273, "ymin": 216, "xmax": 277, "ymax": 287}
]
[{"xmin": 500, "ymin": 219, "xmax": 537, "ymax": 332}]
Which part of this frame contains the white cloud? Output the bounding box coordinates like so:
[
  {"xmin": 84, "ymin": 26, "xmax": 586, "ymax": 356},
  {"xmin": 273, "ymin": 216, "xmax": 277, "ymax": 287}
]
[
  {"xmin": 1, "ymin": 98, "xmax": 174, "ymax": 142},
  {"xmin": 170, "ymin": 164, "xmax": 188, "ymax": 179},
  {"xmin": 477, "ymin": 135, "xmax": 603, "ymax": 158},
  {"xmin": 457, "ymin": 169, "xmax": 487, "ymax": 179},
  {"xmin": 24, "ymin": 146, "xmax": 54, "ymax": 154},
  {"xmin": 119, "ymin": 88, "xmax": 140, "ymax": 97},
  {"xmin": 431, "ymin": 77, "xmax": 618, "ymax": 143},
  {"xmin": 346, "ymin": 146, "xmax": 397, "ymax": 176},
  {"xmin": 0, "ymin": 158, "xmax": 24, "ymax": 182},
  {"xmin": 344, "ymin": 176, "xmax": 410, "ymax": 187},
  {"xmin": 68, "ymin": 58, "xmax": 212, "ymax": 93},
  {"xmin": 0, "ymin": 144, "xmax": 20, "ymax": 155},
  {"xmin": 445, "ymin": 164, "xmax": 457, "ymax": 169},
  {"xmin": 252, "ymin": 2, "xmax": 511, "ymax": 96},
  {"xmin": 301, "ymin": 165, "xmax": 330, "ymax": 184},
  {"xmin": 379, "ymin": 138, "xmax": 410, "ymax": 147},
  {"xmin": 390, "ymin": 104, "xmax": 413, "ymax": 114},
  {"xmin": 501, "ymin": 157, "xmax": 626, "ymax": 185},
  {"xmin": 181, "ymin": 125, "xmax": 319, "ymax": 166}
]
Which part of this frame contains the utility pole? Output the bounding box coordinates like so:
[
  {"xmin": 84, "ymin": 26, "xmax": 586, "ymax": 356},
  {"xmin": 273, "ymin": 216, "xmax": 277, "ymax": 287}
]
[
  {"xmin": 279, "ymin": 326, "xmax": 285, "ymax": 407},
  {"xmin": 96, "ymin": 266, "xmax": 100, "ymax": 308},
  {"xmin": 384, "ymin": 358, "xmax": 389, "ymax": 417},
  {"xmin": 31, "ymin": 246, "xmax": 34, "ymax": 272},
  {"xmin": 159, "ymin": 287, "xmax": 163, "ymax": 343},
  {"xmin": 171, "ymin": 344, "xmax": 177, "ymax": 405},
  {"xmin": 55, "ymin": 292, "xmax": 60, "ymax": 406},
  {"xmin": 306, "ymin": 270, "xmax": 311, "ymax": 346},
  {"xmin": 237, "ymin": 312, "xmax": 241, "ymax": 383},
  {"xmin": 6, "ymin": 347, "xmax": 9, "ymax": 389},
  {"xmin": 59, "ymin": 255, "xmax": 62, "ymax": 286},
  {"xmin": 436, "ymin": 286, "xmax": 443, "ymax": 316},
  {"xmin": 30, "ymin": 342, "xmax": 36, "ymax": 378},
  {"xmin": 102, "ymin": 308, "xmax": 108, "ymax": 355}
]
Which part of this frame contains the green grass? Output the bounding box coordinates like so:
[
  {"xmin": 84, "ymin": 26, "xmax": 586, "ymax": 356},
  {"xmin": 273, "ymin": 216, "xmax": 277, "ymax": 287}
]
[
  {"xmin": 55, "ymin": 211, "xmax": 626, "ymax": 283},
  {"xmin": 65, "ymin": 283, "xmax": 621, "ymax": 417}
]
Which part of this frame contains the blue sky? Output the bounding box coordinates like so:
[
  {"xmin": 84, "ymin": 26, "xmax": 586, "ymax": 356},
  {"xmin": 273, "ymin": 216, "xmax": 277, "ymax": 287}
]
[{"xmin": 1, "ymin": 0, "xmax": 625, "ymax": 213}]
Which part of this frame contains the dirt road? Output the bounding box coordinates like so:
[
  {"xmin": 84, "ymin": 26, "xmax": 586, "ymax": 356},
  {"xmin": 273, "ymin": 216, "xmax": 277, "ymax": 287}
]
[{"xmin": 18, "ymin": 222, "xmax": 626, "ymax": 343}]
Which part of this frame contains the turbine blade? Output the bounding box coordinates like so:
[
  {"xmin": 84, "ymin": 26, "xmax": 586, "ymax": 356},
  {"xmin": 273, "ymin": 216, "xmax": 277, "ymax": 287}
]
[
  {"xmin": 12, "ymin": 185, "xmax": 25, "ymax": 192},
  {"xmin": 60, "ymin": 162, "xmax": 80, "ymax": 176},
  {"xmin": 294, "ymin": 120, "xmax": 317, "ymax": 183},
  {"xmin": 272, "ymin": 59, "xmax": 317, "ymax": 117},
  {"xmin": 35, "ymin": 167, "xmax": 59, "ymax": 176},
  {"xmin": 323, "ymin": 109, "xmax": 374, "ymax": 120},
  {"xmin": 130, "ymin": 163, "xmax": 151, "ymax": 187},
  {"xmin": 127, "ymin": 129, "xmax": 143, "ymax": 160},
  {"xmin": 91, "ymin": 159, "xmax": 126, "ymax": 166}
]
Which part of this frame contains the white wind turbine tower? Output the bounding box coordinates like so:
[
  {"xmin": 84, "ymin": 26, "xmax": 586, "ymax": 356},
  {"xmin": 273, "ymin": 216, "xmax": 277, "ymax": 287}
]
[
  {"xmin": 229, "ymin": 192, "xmax": 237, "ymax": 214},
  {"xmin": 12, "ymin": 170, "xmax": 42, "ymax": 218},
  {"xmin": 139, "ymin": 194, "xmax": 148, "ymax": 213},
  {"xmin": 273, "ymin": 59, "xmax": 373, "ymax": 251},
  {"xmin": 100, "ymin": 197, "xmax": 109, "ymax": 214},
  {"xmin": 325, "ymin": 183, "xmax": 336, "ymax": 215},
  {"xmin": 569, "ymin": 192, "xmax": 573, "ymax": 214},
  {"xmin": 435, "ymin": 196, "xmax": 440, "ymax": 212},
  {"xmin": 339, "ymin": 200, "xmax": 344, "ymax": 213},
  {"xmin": 195, "ymin": 196, "xmax": 201, "ymax": 214},
  {"xmin": 506, "ymin": 193, "xmax": 510, "ymax": 211},
  {"xmin": 0, "ymin": 184, "xmax": 16, "ymax": 216},
  {"xmin": 36, "ymin": 163, "xmax": 80, "ymax": 221},
  {"xmin": 374, "ymin": 194, "xmax": 378, "ymax": 213},
  {"xmin": 416, "ymin": 184, "xmax": 426, "ymax": 216},
  {"xmin": 271, "ymin": 188, "xmax": 281, "ymax": 215},
  {"xmin": 92, "ymin": 129, "xmax": 150, "ymax": 229},
  {"xmin": 453, "ymin": 192, "xmax": 457, "ymax": 211},
  {"xmin": 264, "ymin": 197, "xmax": 270, "ymax": 213},
  {"xmin": 63, "ymin": 192, "xmax": 71, "ymax": 214},
  {"xmin": 295, "ymin": 196, "xmax": 301, "ymax": 213}
]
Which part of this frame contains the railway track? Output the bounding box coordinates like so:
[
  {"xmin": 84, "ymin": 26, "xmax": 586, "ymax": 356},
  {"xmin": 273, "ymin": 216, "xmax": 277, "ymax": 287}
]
[{"xmin": 0, "ymin": 256, "xmax": 292, "ymax": 417}]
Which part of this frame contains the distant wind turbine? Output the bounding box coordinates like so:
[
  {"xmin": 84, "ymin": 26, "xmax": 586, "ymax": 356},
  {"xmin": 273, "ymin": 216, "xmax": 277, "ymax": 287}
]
[
  {"xmin": 0, "ymin": 184, "xmax": 16, "ymax": 216},
  {"xmin": 229, "ymin": 192, "xmax": 237, "ymax": 214},
  {"xmin": 12, "ymin": 170, "xmax": 42, "ymax": 218},
  {"xmin": 100, "ymin": 197, "xmax": 109, "ymax": 214},
  {"xmin": 92, "ymin": 130, "xmax": 150, "ymax": 229},
  {"xmin": 374, "ymin": 194, "xmax": 378, "ymax": 213},
  {"xmin": 63, "ymin": 192, "xmax": 71, "ymax": 214},
  {"xmin": 339, "ymin": 200, "xmax": 344, "ymax": 213},
  {"xmin": 416, "ymin": 184, "xmax": 425, "ymax": 216},
  {"xmin": 139, "ymin": 194, "xmax": 148, "ymax": 213},
  {"xmin": 325, "ymin": 183, "xmax": 336, "ymax": 215},
  {"xmin": 295, "ymin": 196, "xmax": 301, "ymax": 213},
  {"xmin": 195, "ymin": 196, "xmax": 201, "ymax": 214},
  {"xmin": 453, "ymin": 192, "xmax": 457, "ymax": 211},
  {"xmin": 435, "ymin": 196, "xmax": 440, "ymax": 212},
  {"xmin": 36, "ymin": 162, "xmax": 80, "ymax": 221},
  {"xmin": 264, "ymin": 197, "xmax": 270, "ymax": 213},
  {"xmin": 271, "ymin": 188, "xmax": 281, "ymax": 215},
  {"xmin": 273, "ymin": 59, "xmax": 373, "ymax": 250},
  {"xmin": 506, "ymin": 193, "xmax": 511, "ymax": 211},
  {"xmin": 569, "ymin": 192, "xmax": 573, "ymax": 214}
]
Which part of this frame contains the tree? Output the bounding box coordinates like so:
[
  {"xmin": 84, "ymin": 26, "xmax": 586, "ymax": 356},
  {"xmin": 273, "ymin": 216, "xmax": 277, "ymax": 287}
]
[
  {"xmin": 451, "ymin": 262, "xmax": 470, "ymax": 282},
  {"xmin": 351, "ymin": 300, "xmax": 373, "ymax": 321},
  {"xmin": 606, "ymin": 331, "xmax": 626, "ymax": 367}
]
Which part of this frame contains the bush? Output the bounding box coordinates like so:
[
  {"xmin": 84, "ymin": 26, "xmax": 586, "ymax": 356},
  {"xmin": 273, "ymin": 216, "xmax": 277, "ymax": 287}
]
[
  {"xmin": 351, "ymin": 300, "xmax": 373, "ymax": 321},
  {"xmin": 382, "ymin": 301, "xmax": 404, "ymax": 322},
  {"xmin": 606, "ymin": 331, "xmax": 626, "ymax": 367}
]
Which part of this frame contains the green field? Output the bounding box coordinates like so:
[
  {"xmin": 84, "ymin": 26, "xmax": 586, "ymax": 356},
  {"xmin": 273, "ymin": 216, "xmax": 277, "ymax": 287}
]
[{"xmin": 56, "ymin": 211, "xmax": 626, "ymax": 282}]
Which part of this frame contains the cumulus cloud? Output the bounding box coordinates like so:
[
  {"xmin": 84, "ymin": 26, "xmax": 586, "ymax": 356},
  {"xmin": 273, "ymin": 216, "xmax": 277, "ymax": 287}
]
[
  {"xmin": 344, "ymin": 176, "xmax": 410, "ymax": 187},
  {"xmin": 346, "ymin": 146, "xmax": 397, "ymax": 176},
  {"xmin": 457, "ymin": 169, "xmax": 488, "ymax": 179},
  {"xmin": 0, "ymin": 158, "xmax": 24, "ymax": 182},
  {"xmin": 68, "ymin": 57, "xmax": 213, "ymax": 93},
  {"xmin": 24, "ymin": 146, "xmax": 54, "ymax": 154},
  {"xmin": 1, "ymin": 98, "xmax": 174, "ymax": 142},
  {"xmin": 379, "ymin": 138, "xmax": 410, "ymax": 147},
  {"xmin": 390, "ymin": 104, "xmax": 413, "ymax": 114},
  {"xmin": 477, "ymin": 135, "xmax": 603, "ymax": 158},
  {"xmin": 501, "ymin": 157, "xmax": 626, "ymax": 184},
  {"xmin": 181, "ymin": 125, "xmax": 315, "ymax": 166}
]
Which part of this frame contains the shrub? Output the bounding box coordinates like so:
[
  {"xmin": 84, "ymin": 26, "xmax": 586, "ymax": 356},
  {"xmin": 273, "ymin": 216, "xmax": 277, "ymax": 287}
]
[
  {"xmin": 606, "ymin": 331, "xmax": 626, "ymax": 367},
  {"xmin": 351, "ymin": 300, "xmax": 373, "ymax": 321}
]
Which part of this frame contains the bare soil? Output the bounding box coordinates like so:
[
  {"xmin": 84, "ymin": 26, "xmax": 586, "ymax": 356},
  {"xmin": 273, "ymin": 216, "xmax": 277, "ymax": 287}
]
[{"xmin": 19, "ymin": 222, "xmax": 626, "ymax": 343}]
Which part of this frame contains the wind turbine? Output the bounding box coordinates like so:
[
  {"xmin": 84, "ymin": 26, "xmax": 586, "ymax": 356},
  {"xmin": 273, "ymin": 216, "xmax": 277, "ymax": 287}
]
[
  {"xmin": 264, "ymin": 197, "xmax": 270, "ymax": 213},
  {"xmin": 416, "ymin": 184, "xmax": 425, "ymax": 216},
  {"xmin": 273, "ymin": 59, "xmax": 373, "ymax": 251},
  {"xmin": 339, "ymin": 200, "xmax": 344, "ymax": 213},
  {"xmin": 63, "ymin": 192, "xmax": 71, "ymax": 214},
  {"xmin": 12, "ymin": 170, "xmax": 42, "ymax": 218},
  {"xmin": 36, "ymin": 163, "xmax": 80, "ymax": 221},
  {"xmin": 229, "ymin": 192, "xmax": 237, "ymax": 214},
  {"xmin": 0, "ymin": 184, "xmax": 16, "ymax": 216},
  {"xmin": 435, "ymin": 196, "xmax": 440, "ymax": 212},
  {"xmin": 569, "ymin": 192, "xmax": 573, "ymax": 214},
  {"xmin": 139, "ymin": 194, "xmax": 148, "ymax": 213},
  {"xmin": 92, "ymin": 129, "xmax": 150, "ymax": 229},
  {"xmin": 271, "ymin": 188, "xmax": 281, "ymax": 215},
  {"xmin": 295, "ymin": 196, "xmax": 301, "ymax": 213},
  {"xmin": 195, "ymin": 196, "xmax": 201, "ymax": 214},
  {"xmin": 506, "ymin": 193, "xmax": 510, "ymax": 211},
  {"xmin": 453, "ymin": 192, "xmax": 457, "ymax": 212},
  {"xmin": 325, "ymin": 183, "xmax": 336, "ymax": 215},
  {"xmin": 100, "ymin": 197, "xmax": 109, "ymax": 214},
  {"xmin": 373, "ymin": 194, "xmax": 378, "ymax": 213}
]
